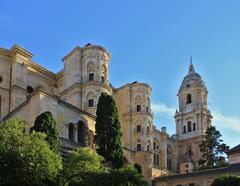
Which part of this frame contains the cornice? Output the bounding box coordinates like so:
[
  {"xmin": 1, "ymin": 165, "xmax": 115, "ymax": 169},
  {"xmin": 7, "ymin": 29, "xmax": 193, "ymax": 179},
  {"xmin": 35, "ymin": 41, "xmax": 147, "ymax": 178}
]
[{"xmin": 10, "ymin": 44, "xmax": 33, "ymax": 59}]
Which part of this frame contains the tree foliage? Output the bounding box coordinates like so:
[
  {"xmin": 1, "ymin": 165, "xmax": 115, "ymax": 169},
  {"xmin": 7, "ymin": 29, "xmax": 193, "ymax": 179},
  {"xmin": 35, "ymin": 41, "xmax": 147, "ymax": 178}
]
[
  {"xmin": 31, "ymin": 111, "xmax": 61, "ymax": 153},
  {"xmin": 95, "ymin": 92, "xmax": 123, "ymax": 168},
  {"xmin": 0, "ymin": 118, "xmax": 62, "ymax": 186},
  {"xmin": 199, "ymin": 126, "xmax": 229, "ymax": 169},
  {"xmin": 211, "ymin": 175, "xmax": 240, "ymax": 186},
  {"xmin": 59, "ymin": 147, "xmax": 106, "ymax": 186}
]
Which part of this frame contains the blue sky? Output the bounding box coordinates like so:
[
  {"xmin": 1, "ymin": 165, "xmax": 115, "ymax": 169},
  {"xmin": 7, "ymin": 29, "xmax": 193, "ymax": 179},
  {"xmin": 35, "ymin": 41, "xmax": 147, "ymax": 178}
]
[{"xmin": 1, "ymin": 0, "xmax": 240, "ymax": 148}]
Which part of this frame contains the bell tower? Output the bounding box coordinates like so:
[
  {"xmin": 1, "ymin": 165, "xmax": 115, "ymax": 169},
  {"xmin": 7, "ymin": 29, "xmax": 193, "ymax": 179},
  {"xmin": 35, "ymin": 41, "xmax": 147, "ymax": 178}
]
[{"xmin": 175, "ymin": 62, "xmax": 212, "ymax": 173}]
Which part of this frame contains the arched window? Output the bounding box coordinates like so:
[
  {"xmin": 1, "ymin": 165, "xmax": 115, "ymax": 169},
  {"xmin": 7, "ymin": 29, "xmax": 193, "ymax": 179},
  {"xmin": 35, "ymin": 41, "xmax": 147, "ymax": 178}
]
[
  {"xmin": 187, "ymin": 94, "xmax": 192, "ymax": 104},
  {"xmin": 183, "ymin": 125, "xmax": 186, "ymax": 133},
  {"xmin": 87, "ymin": 62, "xmax": 96, "ymax": 81},
  {"xmin": 135, "ymin": 96, "xmax": 142, "ymax": 112},
  {"xmin": 86, "ymin": 91, "xmax": 95, "ymax": 108},
  {"xmin": 167, "ymin": 146, "xmax": 172, "ymax": 170},
  {"xmin": 88, "ymin": 99, "xmax": 94, "ymax": 107},
  {"xmin": 188, "ymin": 121, "xmax": 192, "ymax": 132},
  {"xmin": 78, "ymin": 121, "xmax": 87, "ymax": 145},
  {"xmin": 137, "ymin": 105, "xmax": 141, "ymax": 112},
  {"xmin": 68, "ymin": 123, "xmax": 74, "ymax": 141},
  {"xmin": 137, "ymin": 125, "xmax": 141, "ymax": 132},
  {"xmin": 193, "ymin": 123, "xmax": 196, "ymax": 131}
]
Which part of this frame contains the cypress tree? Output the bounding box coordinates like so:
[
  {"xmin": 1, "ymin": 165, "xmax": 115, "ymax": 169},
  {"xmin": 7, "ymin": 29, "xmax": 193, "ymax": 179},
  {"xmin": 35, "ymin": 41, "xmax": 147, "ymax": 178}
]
[
  {"xmin": 199, "ymin": 126, "xmax": 229, "ymax": 169},
  {"xmin": 31, "ymin": 111, "xmax": 61, "ymax": 153},
  {"xmin": 95, "ymin": 92, "xmax": 123, "ymax": 168}
]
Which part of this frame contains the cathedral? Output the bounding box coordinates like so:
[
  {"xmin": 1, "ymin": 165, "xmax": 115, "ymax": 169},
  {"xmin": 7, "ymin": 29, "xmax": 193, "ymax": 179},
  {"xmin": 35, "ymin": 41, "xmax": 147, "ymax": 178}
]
[{"xmin": 0, "ymin": 43, "xmax": 214, "ymax": 181}]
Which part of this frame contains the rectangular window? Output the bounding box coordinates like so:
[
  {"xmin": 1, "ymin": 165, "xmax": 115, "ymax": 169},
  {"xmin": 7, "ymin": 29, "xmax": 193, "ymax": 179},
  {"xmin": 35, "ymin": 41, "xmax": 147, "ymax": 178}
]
[
  {"xmin": 137, "ymin": 144, "xmax": 141, "ymax": 151},
  {"xmin": 89, "ymin": 73, "xmax": 94, "ymax": 81},
  {"xmin": 88, "ymin": 99, "xmax": 94, "ymax": 107},
  {"xmin": 137, "ymin": 105, "xmax": 141, "ymax": 112},
  {"xmin": 137, "ymin": 125, "xmax": 141, "ymax": 132},
  {"xmin": 146, "ymin": 106, "xmax": 149, "ymax": 112}
]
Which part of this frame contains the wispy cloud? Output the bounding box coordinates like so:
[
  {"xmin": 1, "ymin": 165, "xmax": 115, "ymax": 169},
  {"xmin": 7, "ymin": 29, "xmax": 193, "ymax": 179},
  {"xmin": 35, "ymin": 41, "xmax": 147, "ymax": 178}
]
[
  {"xmin": 151, "ymin": 102, "xmax": 176, "ymax": 116},
  {"xmin": 152, "ymin": 102, "xmax": 240, "ymax": 133},
  {"xmin": 212, "ymin": 112, "xmax": 240, "ymax": 133}
]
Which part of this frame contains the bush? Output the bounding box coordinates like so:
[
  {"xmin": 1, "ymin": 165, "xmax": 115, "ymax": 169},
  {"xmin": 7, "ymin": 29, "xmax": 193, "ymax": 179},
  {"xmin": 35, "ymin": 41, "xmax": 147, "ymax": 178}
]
[
  {"xmin": 0, "ymin": 118, "xmax": 62, "ymax": 186},
  {"xmin": 211, "ymin": 175, "xmax": 240, "ymax": 186}
]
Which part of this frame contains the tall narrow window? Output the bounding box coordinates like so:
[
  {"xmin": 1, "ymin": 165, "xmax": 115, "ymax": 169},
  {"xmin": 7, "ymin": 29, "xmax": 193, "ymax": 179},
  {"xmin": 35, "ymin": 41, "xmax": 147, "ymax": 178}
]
[
  {"xmin": 68, "ymin": 123, "xmax": 74, "ymax": 141},
  {"xmin": 137, "ymin": 144, "xmax": 141, "ymax": 151},
  {"xmin": 188, "ymin": 121, "xmax": 192, "ymax": 132},
  {"xmin": 137, "ymin": 105, "xmax": 141, "ymax": 112},
  {"xmin": 78, "ymin": 121, "xmax": 86, "ymax": 145},
  {"xmin": 89, "ymin": 73, "xmax": 94, "ymax": 81},
  {"xmin": 88, "ymin": 99, "xmax": 94, "ymax": 107},
  {"xmin": 153, "ymin": 142, "xmax": 156, "ymax": 150},
  {"xmin": 137, "ymin": 125, "xmax": 141, "ymax": 132},
  {"xmin": 187, "ymin": 94, "xmax": 192, "ymax": 104},
  {"xmin": 193, "ymin": 123, "xmax": 196, "ymax": 131},
  {"xmin": 183, "ymin": 126, "xmax": 186, "ymax": 133}
]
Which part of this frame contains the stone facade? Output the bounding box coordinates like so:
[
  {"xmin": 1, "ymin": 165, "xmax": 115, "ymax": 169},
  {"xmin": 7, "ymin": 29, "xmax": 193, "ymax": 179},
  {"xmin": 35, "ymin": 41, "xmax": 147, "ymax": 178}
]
[{"xmin": 0, "ymin": 43, "xmax": 213, "ymax": 181}]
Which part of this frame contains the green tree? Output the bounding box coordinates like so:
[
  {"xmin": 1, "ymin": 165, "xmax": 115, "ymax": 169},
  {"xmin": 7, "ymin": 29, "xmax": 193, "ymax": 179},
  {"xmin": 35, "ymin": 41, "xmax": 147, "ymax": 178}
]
[
  {"xmin": 59, "ymin": 147, "xmax": 106, "ymax": 186},
  {"xmin": 109, "ymin": 165, "xmax": 148, "ymax": 186},
  {"xmin": 0, "ymin": 118, "xmax": 62, "ymax": 186},
  {"xmin": 199, "ymin": 126, "xmax": 229, "ymax": 169},
  {"xmin": 31, "ymin": 111, "xmax": 61, "ymax": 153},
  {"xmin": 211, "ymin": 175, "xmax": 240, "ymax": 186},
  {"xmin": 95, "ymin": 92, "xmax": 123, "ymax": 168}
]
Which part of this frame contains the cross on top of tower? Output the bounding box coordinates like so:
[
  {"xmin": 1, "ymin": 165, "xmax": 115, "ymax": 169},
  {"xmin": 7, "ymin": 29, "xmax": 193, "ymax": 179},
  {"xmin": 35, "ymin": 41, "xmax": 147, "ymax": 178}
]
[{"xmin": 188, "ymin": 56, "xmax": 195, "ymax": 74}]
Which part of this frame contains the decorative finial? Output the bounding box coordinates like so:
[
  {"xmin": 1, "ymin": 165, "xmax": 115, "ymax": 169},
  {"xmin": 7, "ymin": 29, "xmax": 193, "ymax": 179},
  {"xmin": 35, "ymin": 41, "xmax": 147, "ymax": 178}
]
[{"xmin": 188, "ymin": 56, "xmax": 195, "ymax": 74}]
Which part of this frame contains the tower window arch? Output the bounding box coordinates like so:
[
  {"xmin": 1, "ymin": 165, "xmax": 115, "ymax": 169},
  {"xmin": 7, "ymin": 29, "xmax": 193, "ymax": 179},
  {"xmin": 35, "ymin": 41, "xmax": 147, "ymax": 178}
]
[
  {"xmin": 137, "ymin": 125, "xmax": 141, "ymax": 132},
  {"xmin": 68, "ymin": 123, "xmax": 74, "ymax": 141},
  {"xmin": 88, "ymin": 99, "xmax": 94, "ymax": 107},
  {"xmin": 135, "ymin": 96, "xmax": 142, "ymax": 112},
  {"xmin": 77, "ymin": 121, "xmax": 87, "ymax": 145},
  {"xmin": 188, "ymin": 121, "xmax": 192, "ymax": 132},
  {"xmin": 136, "ymin": 139, "xmax": 141, "ymax": 151},
  {"xmin": 87, "ymin": 62, "xmax": 96, "ymax": 81},
  {"xmin": 186, "ymin": 94, "xmax": 192, "ymax": 104},
  {"xmin": 86, "ymin": 91, "xmax": 95, "ymax": 108}
]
